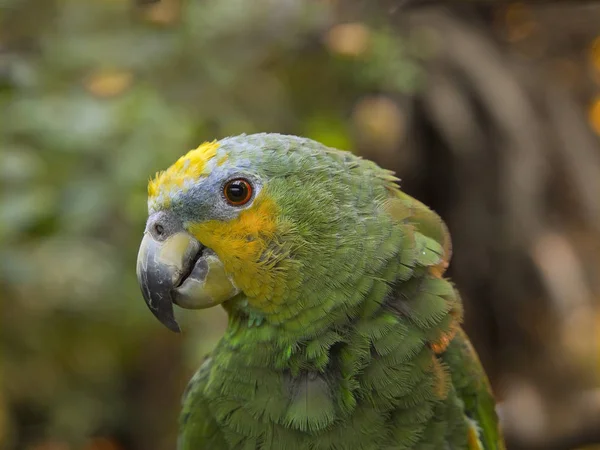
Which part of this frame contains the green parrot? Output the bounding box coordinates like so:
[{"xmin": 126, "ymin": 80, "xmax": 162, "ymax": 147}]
[{"xmin": 136, "ymin": 133, "xmax": 505, "ymax": 450}]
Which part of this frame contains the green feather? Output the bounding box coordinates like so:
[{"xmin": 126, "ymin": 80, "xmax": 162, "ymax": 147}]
[
  {"xmin": 442, "ymin": 330, "xmax": 506, "ymax": 450},
  {"xmin": 284, "ymin": 373, "xmax": 336, "ymax": 433}
]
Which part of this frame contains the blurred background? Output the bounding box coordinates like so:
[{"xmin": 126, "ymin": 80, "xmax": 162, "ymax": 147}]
[{"xmin": 2, "ymin": 0, "xmax": 600, "ymax": 449}]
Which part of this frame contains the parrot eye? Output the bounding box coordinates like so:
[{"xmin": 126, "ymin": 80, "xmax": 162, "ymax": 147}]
[{"xmin": 223, "ymin": 178, "xmax": 253, "ymax": 206}]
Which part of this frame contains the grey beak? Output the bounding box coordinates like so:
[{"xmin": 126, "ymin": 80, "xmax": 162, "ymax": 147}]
[{"xmin": 136, "ymin": 231, "xmax": 201, "ymax": 332}]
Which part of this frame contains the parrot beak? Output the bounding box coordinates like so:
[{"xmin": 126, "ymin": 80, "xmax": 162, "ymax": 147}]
[{"xmin": 136, "ymin": 214, "xmax": 240, "ymax": 332}]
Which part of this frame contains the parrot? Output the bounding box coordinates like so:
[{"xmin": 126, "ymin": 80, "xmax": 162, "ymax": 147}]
[{"xmin": 136, "ymin": 133, "xmax": 505, "ymax": 450}]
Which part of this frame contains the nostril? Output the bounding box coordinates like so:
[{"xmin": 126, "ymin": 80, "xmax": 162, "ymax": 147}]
[{"xmin": 147, "ymin": 211, "xmax": 183, "ymax": 239}]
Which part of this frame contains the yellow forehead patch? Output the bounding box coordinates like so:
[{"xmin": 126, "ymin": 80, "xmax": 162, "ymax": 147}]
[{"xmin": 148, "ymin": 140, "xmax": 220, "ymax": 200}]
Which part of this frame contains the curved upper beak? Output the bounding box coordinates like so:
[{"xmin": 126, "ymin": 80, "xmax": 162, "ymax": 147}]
[
  {"xmin": 136, "ymin": 232, "xmax": 198, "ymax": 332},
  {"xmin": 136, "ymin": 218, "xmax": 240, "ymax": 332}
]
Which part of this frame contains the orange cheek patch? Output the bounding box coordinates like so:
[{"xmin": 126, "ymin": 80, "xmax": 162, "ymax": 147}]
[{"xmin": 188, "ymin": 193, "xmax": 284, "ymax": 306}]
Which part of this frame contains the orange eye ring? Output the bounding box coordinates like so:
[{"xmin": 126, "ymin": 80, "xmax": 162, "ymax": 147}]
[{"xmin": 223, "ymin": 178, "xmax": 253, "ymax": 206}]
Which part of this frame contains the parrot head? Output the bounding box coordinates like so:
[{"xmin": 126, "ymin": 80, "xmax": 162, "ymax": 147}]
[{"xmin": 136, "ymin": 133, "xmax": 402, "ymax": 332}]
